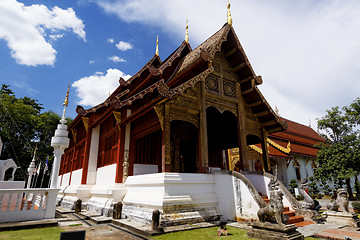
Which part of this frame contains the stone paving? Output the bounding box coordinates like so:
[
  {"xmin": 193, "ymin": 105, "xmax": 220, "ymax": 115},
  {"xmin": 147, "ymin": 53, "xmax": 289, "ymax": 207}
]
[{"xmin": 0, "ymin": 207, "xmax": 359, "ymax": 239}]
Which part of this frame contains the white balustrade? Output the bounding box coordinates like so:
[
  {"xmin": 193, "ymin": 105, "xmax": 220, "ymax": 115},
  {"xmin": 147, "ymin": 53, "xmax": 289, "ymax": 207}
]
[{"xmin": 0, "ymin": 188, "xmax": 59, "ymax": 223}]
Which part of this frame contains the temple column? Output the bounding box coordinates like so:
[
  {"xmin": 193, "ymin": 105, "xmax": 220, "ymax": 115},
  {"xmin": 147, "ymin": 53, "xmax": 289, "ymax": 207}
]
[
  {"xmin": 261, "ymin": 127, "xmax": 270, "ymax": 172},
  {"xmin": 86, "ymin": 126, "xmax": 100, "ymax": 184},
  {"xmin": 81, "ymin": 127, "xmax": 92, "ymax": 184},
  {"xmin": 236, "ymin": 83, "xmax": 248, "ymax": 171},
  {"xmin": 122, "ymin": 109, "xmax": 131, "ymax": 182},
  {"xmin": 161, "ymin": 102, "xmax": 171, "ymax": 172},
  {"xmin": 199, "ymin": 81, "xmax": 208, "ymax": 173}
]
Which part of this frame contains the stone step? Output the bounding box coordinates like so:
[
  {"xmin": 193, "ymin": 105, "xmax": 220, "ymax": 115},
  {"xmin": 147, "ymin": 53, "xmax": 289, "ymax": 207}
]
[
  {"xmin": 78, "ymin": 211, "xmax": 101, "ymax": 220},
  {"xmin": 283, "ymin": 210, "xmax": 295, "ymax": 217},
  {"xmin": 90, "ymin": 216, "xmax": 112, "ymax": 224},
  {"xmin": 288, "ymin": 216, "xmax": 304, "ymax": 224}
]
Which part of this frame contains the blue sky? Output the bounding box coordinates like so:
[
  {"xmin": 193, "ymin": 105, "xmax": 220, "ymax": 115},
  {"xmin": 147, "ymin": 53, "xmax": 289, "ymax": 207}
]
[{"xmin": 1, "ymin": 0, "xmax": 360, "ymax": 129}]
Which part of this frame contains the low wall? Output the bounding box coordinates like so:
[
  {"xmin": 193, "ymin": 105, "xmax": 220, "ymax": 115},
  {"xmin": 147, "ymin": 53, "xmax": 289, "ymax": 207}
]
[{"xmin": 0, "ymin": 188, "xmax": 58, "ymax": 223}]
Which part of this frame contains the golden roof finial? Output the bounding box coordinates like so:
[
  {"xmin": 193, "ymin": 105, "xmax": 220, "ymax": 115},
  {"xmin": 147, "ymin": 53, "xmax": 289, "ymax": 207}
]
[
  {"xmin": 275, "ymin": 105, "xmax": 279, "ymax": 115},
  {"xmin": 185, "ymin": 19, "xmax": 189, "ymax": 44},
  {"xmin": 63, "ymin": 83, "xmax": 70, "ymax": 107},
  {"xmin": 227, "ymin": 0, "xmax": 232, "ymax": 26},
  {"xmin": 155, "ymin": 35, "xmax": 159, "ymax": 56}
]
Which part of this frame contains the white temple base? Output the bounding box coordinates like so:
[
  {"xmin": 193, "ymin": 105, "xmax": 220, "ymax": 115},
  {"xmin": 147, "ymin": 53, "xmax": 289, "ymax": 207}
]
[
  {"xmin": 0, "ymin": 181, "xmax": 25, "ymax": 189},
  {"xmin": 87, "ymin": 183, "xmax": 127, "ymax": 216},
  {"xmin": 122, "ymin": 173, "xmax": 221, "ymax": 226}
]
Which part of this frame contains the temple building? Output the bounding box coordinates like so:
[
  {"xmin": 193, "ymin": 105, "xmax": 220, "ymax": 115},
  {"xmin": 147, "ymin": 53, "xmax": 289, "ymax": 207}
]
[
  {"xmin": 228, "ymin": 117, "xmax": 326, "ymax": 188},
  {"xmin": 56, "ymin": 7, "xmax": 313, "ymax": 226}
]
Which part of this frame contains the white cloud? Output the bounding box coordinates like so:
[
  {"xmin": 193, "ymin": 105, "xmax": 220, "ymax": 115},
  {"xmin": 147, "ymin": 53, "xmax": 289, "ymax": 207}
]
[
  {"xmin": 72, "ymin": 69, "xmax": 131, "ymax": 106},
  {"xmin": 95, "ymin": 0, "xmax": 360, "ymax": 128},
  {"xmin": 108, "ymin": 55, "xmax": 126, "ymax": 63},
  {"xmin": 89, "ymin": 60, "xmax": 95, "ymax": 64},
  {"xmin": 49, "ymin": 34, "xmax": 64, "ymax": 41},
  {"xmin": 0, "ymin": 0, "xmax": 85, "ymax": 66},
  {"xmin": 115, "ymin": 41, "xmax": 133, "ymax": 51},
  {"xmin": 107, "ymin": 38, "xmax": 114, "ymax": 43}
]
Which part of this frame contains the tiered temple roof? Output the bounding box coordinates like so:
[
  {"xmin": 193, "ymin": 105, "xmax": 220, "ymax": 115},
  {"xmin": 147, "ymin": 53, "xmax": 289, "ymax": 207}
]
[{"xmin": 71, "ymin": 22, "xmax": 286, "ymax": 134}]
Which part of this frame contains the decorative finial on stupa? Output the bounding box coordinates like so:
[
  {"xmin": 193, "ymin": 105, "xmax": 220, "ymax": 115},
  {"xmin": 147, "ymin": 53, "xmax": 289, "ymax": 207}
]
[
  {"xmin": 185, "ymin": 19, "xmax": 189, "ymax": 44},
  {"xmin": 227, "ymin": 0, "xmax": 232, "ymax": 26},
  {"xmin": 61, "ymin": 83, "xmax": 70, "ymax": 124},
  {"xmin": 63, "ymin": 83, "xmax": 70, "ymax": 107},
  {"xmin": 155, "ymin": 35, "xmax": 159, "ymax": 56}
]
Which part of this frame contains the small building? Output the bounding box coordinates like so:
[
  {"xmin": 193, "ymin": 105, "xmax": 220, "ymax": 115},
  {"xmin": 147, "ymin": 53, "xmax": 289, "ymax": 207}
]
[{"xmin": 229, "ymin": 118, "xmax": 326, "ymax": 188}]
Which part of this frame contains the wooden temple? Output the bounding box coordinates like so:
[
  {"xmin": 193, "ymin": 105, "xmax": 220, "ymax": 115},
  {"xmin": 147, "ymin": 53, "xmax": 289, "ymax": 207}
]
[{"xmin": 59, "ymin": 21, "xmax": 287, "ymax": 186}]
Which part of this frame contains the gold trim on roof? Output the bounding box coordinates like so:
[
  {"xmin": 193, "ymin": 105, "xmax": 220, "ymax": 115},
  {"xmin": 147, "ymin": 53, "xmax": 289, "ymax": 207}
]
[
  {"xmin": 227, "ymin": 0, "xmax": 232, "ymax": 26},
  {"xmin": 82, "ymin": 117, "xmax": 89, "ymax": 133},
  {"xmin": 71, "ymin": 129, "xmax": 77, "ymax": 143},
  {"xmin": 248, "ymin": 145, "xmax": 262, "ymax": 154},
  {"xmin": 185, "ymin": 19, "xmax": 189, "ymax": 44},
  {"xmin": 112, "ymin": 111, "xmax": 122, "ymax": 130},
  {"xmin": 155, "ymin": 35, "xmax": 159, "ymax": 56},
  {"xmin": 267, "ymin": 138, "xmax": 291, "ymax": 154}
]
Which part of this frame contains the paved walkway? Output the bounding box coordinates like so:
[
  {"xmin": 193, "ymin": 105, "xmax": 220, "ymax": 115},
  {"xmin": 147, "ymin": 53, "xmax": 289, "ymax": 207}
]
[{"xmin": 0, "ymin": 207, "xmax": 359, "ymax": 239}]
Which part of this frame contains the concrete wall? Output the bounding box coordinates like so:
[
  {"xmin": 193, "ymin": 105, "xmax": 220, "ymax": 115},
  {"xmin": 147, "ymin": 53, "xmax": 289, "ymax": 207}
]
[
  {"xmin": 133, "ymin": 164, "xmax": 158, "ymax": 175},
  {"xmin": 70, "ymin": 169, "xmax": 82, "ymax": 185}
]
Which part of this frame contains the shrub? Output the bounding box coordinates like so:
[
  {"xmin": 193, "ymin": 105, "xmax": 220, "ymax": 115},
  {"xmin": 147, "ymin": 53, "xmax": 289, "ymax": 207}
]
[
  {"xmin": 289, "ymin": 179, "xmax": 298, "ymax": 196},
  {"xmin": 352, "ymin": 201, "xmax": 360, "ymax": 211},
  {"xmin": 308, "ymin": 177, "xmax": 320, "ymax": 195},
  {"xmin": 296, "ymin": 195, "xmax": 304, "ymax": 201}
]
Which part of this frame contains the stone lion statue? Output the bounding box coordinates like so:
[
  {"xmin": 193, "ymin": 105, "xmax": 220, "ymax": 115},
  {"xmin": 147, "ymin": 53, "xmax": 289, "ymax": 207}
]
[
  {"xmin": 326, "ymin": 188, "xmax": 349, "ymax": 212},
  {"xmin": 258, "ymin": 190, "xmax": 288, "ymax": 225},
  {"xmin": 0, "ymin": 158, "xmax": 19, "ymax": 181}
]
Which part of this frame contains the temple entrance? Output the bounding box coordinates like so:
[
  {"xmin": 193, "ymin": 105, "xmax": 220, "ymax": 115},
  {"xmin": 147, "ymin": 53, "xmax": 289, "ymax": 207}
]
[
  {"xmin": 171, "ymin": 121, "xmax": 198, "ymax": 173},
  {"xmin": 206, "ymin": 107, "xmax": 238, "ymax": 170}
]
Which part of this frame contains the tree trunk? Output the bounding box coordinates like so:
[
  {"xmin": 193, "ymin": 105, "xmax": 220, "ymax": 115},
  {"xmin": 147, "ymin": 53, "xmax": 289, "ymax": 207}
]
[
  {"xmin": 354, "ymin": 175, "xmax": 360, "ymax": 200},
  {"xmin": 354, "ymin": 175, "xmax": 360, "ymax": 193},
  {"xmin": 346, "ymin": 178, "xmax": 354, "ymax": 200}
]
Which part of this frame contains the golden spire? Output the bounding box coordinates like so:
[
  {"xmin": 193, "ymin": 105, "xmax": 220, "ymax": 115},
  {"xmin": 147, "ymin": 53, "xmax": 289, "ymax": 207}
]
[
  {"xmin": 275, "ymin": 105, "xmax": 279, "ymax": 115},
  {"xmin": 227, "ymin": 0, "xmax": 232, "ymax": 26},
  {"xmin": 155, "ymin": 35, "xmax": 159, "ymax": 56},
  {"xmin": 63, "ymin": 83, "xmax": 70, "ymax": 107},
  {"xmin": 185, "ymin": 19, "xmax": 189, "ymax": 44}
]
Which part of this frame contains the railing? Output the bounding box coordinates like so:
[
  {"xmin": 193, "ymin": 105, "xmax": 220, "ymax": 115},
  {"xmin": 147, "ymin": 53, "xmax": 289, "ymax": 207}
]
[{"xmin": 0, "ymin": 188, "xmax": 59, "ymax": 223}]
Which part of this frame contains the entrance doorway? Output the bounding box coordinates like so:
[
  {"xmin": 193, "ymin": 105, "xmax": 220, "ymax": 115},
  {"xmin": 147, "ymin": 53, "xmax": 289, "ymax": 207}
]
[
  {"xmin": 206, "ymin": 107, "xmax": 238, "ymax": 170},
  {"xmin": 171, "ymin": 121, "xmax": 198, "ymax": 173}
]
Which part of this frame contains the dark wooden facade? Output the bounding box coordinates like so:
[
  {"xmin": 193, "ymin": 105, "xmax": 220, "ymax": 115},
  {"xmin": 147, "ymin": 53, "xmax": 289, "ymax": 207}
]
[{"xmin": 60, "ymin": 23, "xmax": 286, "ymax": 184}]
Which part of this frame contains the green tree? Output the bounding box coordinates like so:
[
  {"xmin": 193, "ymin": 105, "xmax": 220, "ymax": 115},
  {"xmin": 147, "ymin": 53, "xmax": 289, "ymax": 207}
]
[
  {"xmin": 0, "ymin": 84, "xmax": 71, "ymax": 181},
  {"xmin": 316, "ymin": 100, "xmax": 360, "ymax": 199}
]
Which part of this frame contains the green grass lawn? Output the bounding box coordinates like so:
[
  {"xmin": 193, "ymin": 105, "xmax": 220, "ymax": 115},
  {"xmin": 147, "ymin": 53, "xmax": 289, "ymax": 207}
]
[
  {"xmin": 0, "ymin": 225, "xmax": 320, "ymax": 240},
  {"xmin": 150, "ymin": 226, "xmax": 318, "ymax": 240},
  {"xmin": 0, "ymin": 226, "xmax": 63, "ymax": 240}
]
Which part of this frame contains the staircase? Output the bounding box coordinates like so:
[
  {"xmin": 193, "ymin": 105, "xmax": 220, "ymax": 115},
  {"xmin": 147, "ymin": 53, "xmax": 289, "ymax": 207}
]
[{"xmin": 260, "ymin": 195, "xmax": 313, "ymax": 227}]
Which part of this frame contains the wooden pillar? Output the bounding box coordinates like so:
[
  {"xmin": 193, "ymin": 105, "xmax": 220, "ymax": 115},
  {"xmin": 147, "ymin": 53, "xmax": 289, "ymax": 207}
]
[
  {"xmin": 236, "ymin": 83, "xmax": 248, "ymax": 171},
  {"xmin": 161, "ymin": 102, "xmax": 171, "ymax": 172},
  {"xmin": 122, "ymin": 109, "xmax": 131, "ymax": 182},
  {"xmin": 115, "ymin": 124, "xmax": 123, "ymax": 183},
  {"xmin": 81, "ymin": 127, "xmax": 92, "ymax": 184},
  {"xmin": 261, "ymin": 127, "xmax": 270, "ymax": 172},
  {"xmin": 199, "ymin": 81, "xmax": 208, "ymax": 173}
]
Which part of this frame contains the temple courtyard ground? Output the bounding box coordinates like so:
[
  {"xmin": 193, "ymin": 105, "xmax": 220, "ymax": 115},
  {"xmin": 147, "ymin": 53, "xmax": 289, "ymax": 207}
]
[{"xmin": 0, "ymin": 200, "xmax": 359, "ymax": 240}]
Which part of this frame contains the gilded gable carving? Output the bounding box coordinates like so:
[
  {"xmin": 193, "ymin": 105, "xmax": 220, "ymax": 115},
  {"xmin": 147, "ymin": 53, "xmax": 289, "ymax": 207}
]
[
  {"xmin": 223, "ymin": 80, "xmax": 236, "ymax": 98},
  {"xmin": 205, "ymin": 75, "xmax": 219, "ymax": 92}
]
